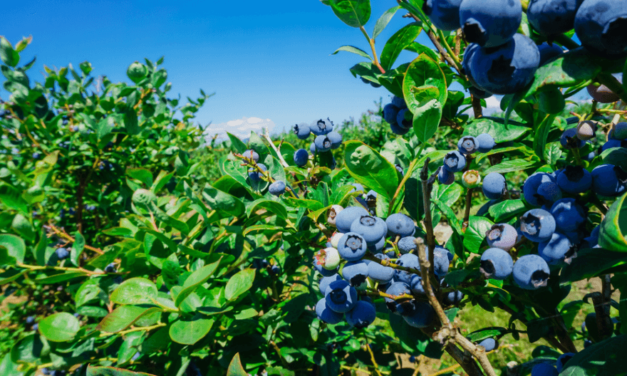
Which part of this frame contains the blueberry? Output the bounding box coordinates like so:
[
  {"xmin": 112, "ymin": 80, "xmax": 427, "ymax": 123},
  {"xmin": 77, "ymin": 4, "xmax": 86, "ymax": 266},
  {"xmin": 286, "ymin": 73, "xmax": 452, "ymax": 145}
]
[
  {"xmin": 536, "ymin": 182, "xmax": 562, "ymax": 206},
  {"xmin": 476, "ymin": 133, "xmax": 495, "ymax": 153},
  {"xmin": 131, "ymin": 352, "xmax": 141, "ymax": 361},
  {"xmin": 32, "ymin": 152, "xmax": 41, "ymax": 159},
  {"xmin": 444, "ymin": 290, "xmax": 464, "ymax": 305},
  {"xmin": 327, "ymin": 205, "xmax": 344, "ymax": 227},
  {"xmin": 395, "ymin": 253, "xmax": 420, "ymax": 284},
  {"xmin": 310, "ymin": 142, "xmax": 316, "ymax": 154},
  {"xmin": 592, "ymin": 165, "xmax": 627, "ymax": 197},
  {"xmin": 293, "ymin": 123, "xmax": 311, "ymax": 140},
  {"xmin": 560, "ymin": 128, "xmax": 585, "ymax": 149},
  {"xmin": 556, "ymin": 166, "xmax": 592, "ymax": 194},
  {"xmin": 575, "ymin": 1, "xmax": 627, "ymax": 58},
  {"xmin": 463, "ymin": 44, "xmax": 483, "ymax": 89},
  {"xmin": 391, "ymin": 96, "xmax": 407, "ymax": 109},
  {"xmin": 409, "ymin": 274, "xmax": 426, "ymax": 295},
  {"xmin": 327, "ymin": 131, "xmax": 343, "ymax": 149},
  {"xmin": 42, "ymin": 368, "xmax": 51, "ymax": 375},
  {"xmin": 537, "ymin": 42, "xmax": 564, "ymax": 65},
  {"xmin": 269, "ymin": 180, "xmax": 286, "ymax": 196},
  {"xmin": 366, "ymin": 236, "xmax": 386, "ymax": 255},
  {"xmin": 386, "ymin": 213, "xmax": 415, "ymax": 238},
  {"xmin": 482, "ymin": 172, "xmax": 506, "ymax": 199},
  {"xmin": 325, "ymin": 280, "xmax": 358, "ymax": 313},
  {"xmin": 528, "ymin": 0, "xmax": 583, "ymax": 36},
  {"xmin": 583, "ymin": 226, "xmax": 600, "ymax": 248},
  {"xmin": 478, "ymin": 337, "xmax": 498, "ymax": 352},
  {"xmin": 422, "ymin": 0, "xmax": 463, "ymax": 31},
  {"xmin": 613, "ymin": 122, "xmax": 627, "ymax": 140},
  {"xmin": 539, "ymin": 232, "xmax": 578, "ymax": 265},
  {"xmin": 342, "ymin": 260, "xmax": 370, "ymax": 287},
  {"xmin": 480, "ymin": 248, "xmax": 514, "ymax": 280},
  {"xmin": 383, "ymin": 103, "xmax": 400, "ymax": 125},
  {"xmin": 584, "ymin": 339, "xmax": 592, "ymax": 348},
  {"xmin": 398, "ymin": 236, "xmax": 418, "ymax": 254},
  {"xmin": 315, "ymin": 247, "xmax": 341, "ymax": 271},
  {"xmin": 293, "ymin": 149, "xmax": 309, "ymax": 167},
  {"xmin": 314, "ymin": 135, "xmax": 333, "ymax": 153},
  {"xmin": 401, "ymin": 301, "xmax": 435, "ymax": 328},
  {"xmin": 314, "ymin": 260, "xmax": 338, "ymax": 277},
  {"xmin": 467, "ymin": 34, "xmax": 540, "ymax": 95},
  {"xmin": 32, "ymin": 323, "xmax": 38, "ymax": 331},
  {"xmin": 530, "ymin": 363, "xmax": 558, "ymax": 376},
  {"xmin": 556, "ymin": 352, "xmax": 575, "ymax": 373},
  {"xmin": 350, "ymin": 215, "xmax": 387, "ymax": 245},
  {"xmin": 396, "ymin": 109, "xmax": 413, "ymax": 129},
  {"xmin": 469, "ymin": 86, "xmax": 493, "ymax": 99},
  {"xmin": 368, "ymin": 253, "xmax": 396, "ymax": 283},
  {"xmin": 390, "ymin": 121, "xmax": 411, "ymax": 135},
  {"xmin": 458, "ymin": 136, "xmax": 479, "ymax": 155},
  {"xmin": 316, "ymin": 298, "xmax": 344, "ymax": 324},
  {"xmin": 243, "ymin": 149, "xmax": 259, "ymax": 163},
  {"xmin": 248, "ymin": 163, "xmax": 267, "ymax": 182},
  {"xmin": 337, "ymin": 233, "xmax": 368, "ymax": 261},
  {"xmin": 438, "ymin": 167, "xmax": 455, "ymax": 185},
  {"xmin": 409, "ymin": 356, "xmax": 416, "ymax": 363},
  {"xmin": 520, "ymin": 209, "xmax": 556, "ymax": 243},
  {"xmin": 523, "ymin": 172, "xmax": 556, "ymax": 206},
  {"xmin": 346, "ymin": 300, "xmax": 376, "ymax": 328},
  {"xmin": 550, "ymin": 198, "xmax": 586, "ymax": 233},
  {"xmin": 55, "ymin": 247, "xmax": 70, "ymax": 260},
  {"xmin": 104, "ymin": 263, "xmax": 117, "ymax": 273},
  {"xmin": 26, "ymin": 316, "xmax": 35, "ymax": 324},
  {"xmin": 335, "ymin": 206, "xmax": 369, "ymax": 233},
  {"xmin": 486, "ymin": 223, "xmax": 517, "ymax": 251},
  {"xmin": 311, "ymin": 119, "xmax": 333, "ymax": 135},
  {"xmin": 513, "ymin": 254, "xmax": 551, "ymax": 290},
  {"xmin": 384, "ymin": 282, "xmax": 411, "ymax": 311},
  {"xmin": 443, "ymin": 151, "xmax": 466, "ymax": 173},
  {"xmin": 602, "ymin": 139, "xmax": 627, "ymax": 152},
  {"xmin": 428, "ymin": 246, "xmax": 452, "ymax": 277},
  {"xmin": 395, "ymin": 164, "xmax": 404, "ymax": 175},
  {"xmin": 459, "ymin": 0, "xmax": 522, "ymax": 48}
]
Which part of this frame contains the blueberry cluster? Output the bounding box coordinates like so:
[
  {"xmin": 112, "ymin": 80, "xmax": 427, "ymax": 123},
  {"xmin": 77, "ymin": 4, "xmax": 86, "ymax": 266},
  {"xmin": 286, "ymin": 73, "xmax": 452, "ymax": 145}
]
[
  {"xmin": 438, "ymin": 134, "xmax": 495, "ymax": 187},
  {"xmin": 382, "ymin": 96, "xmax": 412, "ymax": 135},
  {"xmin": 292, "ymin": 118, "xmax": 342, "ymax": 156},
  {"xmin": 314, "ymin": 205, "xmax": 461, "ymax": 329}
]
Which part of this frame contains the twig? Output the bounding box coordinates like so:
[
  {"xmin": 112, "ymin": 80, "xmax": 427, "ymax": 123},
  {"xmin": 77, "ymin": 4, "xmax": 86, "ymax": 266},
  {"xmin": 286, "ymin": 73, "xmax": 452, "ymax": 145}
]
[
  {"xmin": 590, "ymin": 194, "xmax": 609, "ymax": 215},
  {"xmin": 359, "ymin": 26, "xmax": 385, "ymax": 74},
  {"xmin": 471, "ymin": 95, "xmax": 483, "ymax": 118},
  {"xmin": 419, "ymin": 158, "xmax": 437, "ymax": 280},
  {"xmin": 415, "ymin": 237, "xmax": 450, "ymax": 328},
  {"xmin": 263, "ymin": 128, "xmax": 289, "ymax": 168},
  {"xmin": 363, "ymin": 337, "xmax": 383, "ymax": 376},
  {"xmin": 432, "ymin": 363, "xmax": 462, "ymax": 376},
  {"xmin": 388, "ymin": 158, "xmax": 419, "ymax": 214},
  {"xmin": 443, "ymin": 342, "xmax": 484, "ymax": 376},
  {"xmin": 270, "ymin": 341, "xmax": 290, "ymax": 369},
  {"xmin": 453, "ymin": 333, "xmax": 497, "ymax": 376},
  {"xmin": 47, "ymin": 223, "xmax": 104, "ymax": 255},
  {"xmin": 462, "ymin": 188, "xmax": 473, "ymax": 232}
]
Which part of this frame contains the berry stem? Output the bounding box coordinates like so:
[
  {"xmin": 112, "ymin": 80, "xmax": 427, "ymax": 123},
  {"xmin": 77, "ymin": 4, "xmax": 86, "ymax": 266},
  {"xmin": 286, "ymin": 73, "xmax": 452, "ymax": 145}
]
[
  {"xmin": 362, "ymin": 335, "xmax": 383, "ymax": 376},
  {"xmin": 359, "ymin": 26, "xmax": 385, "ymax": 74}
]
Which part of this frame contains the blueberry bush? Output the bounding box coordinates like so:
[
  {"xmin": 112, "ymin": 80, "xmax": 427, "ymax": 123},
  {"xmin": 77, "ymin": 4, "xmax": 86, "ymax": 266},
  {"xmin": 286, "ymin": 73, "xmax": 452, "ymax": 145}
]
[{"xmin": 2, "ymin": 0, "xmax": 627, "ymax": 375}]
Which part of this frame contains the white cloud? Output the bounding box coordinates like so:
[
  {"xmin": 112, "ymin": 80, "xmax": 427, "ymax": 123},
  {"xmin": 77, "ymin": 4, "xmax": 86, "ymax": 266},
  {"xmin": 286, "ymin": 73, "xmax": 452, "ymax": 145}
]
[
  {"xmin": 485, "ymin": 96, "xmax": 500, "ymax": 109},
  {"xmin": 206, "ymin": 116, "xmax": 276, "ymax": 141}
]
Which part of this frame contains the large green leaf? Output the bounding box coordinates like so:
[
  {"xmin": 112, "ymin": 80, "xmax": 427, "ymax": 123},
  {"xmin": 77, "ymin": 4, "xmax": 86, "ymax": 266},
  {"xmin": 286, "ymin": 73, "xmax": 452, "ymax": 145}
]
[
  {"xmin": 488, "ymin": 199, "xmax": 527, "ymax": 223},
  {"xmin": 227, "ymin": 132, "xmax": 248, "ymax": 154},
  {"xmin": 0, "ymin": 184, "xmax": 28, "ymax": 213},
  {"xmin": 39, "ymin": 312, "xmax": 80, "ymax": 342},
  {"xmin": 202, "ymin": 185, "xmax": 245, "ymax": 218},
  {"xmin": 560, "ymin": 248, "xmax": 627, "ymax": 283},
  {"xmin": 329, "ymin": 0, "xmax": 371, "ymax": 28},
  {"xmin": 175, "ymin": 259, "xmax": 221, "ymax": 307},
  {"xmin": 343, "ymin": 141, "xmax": 399, "ymax": 199},
  {"xmin": 380, "ymin": 23, "xmax": 422, "ymax": 71},
  {"xmin": 462, "ymin": 118, "xmax": 530, "ymax": 143},
  {"xmin": 169, "ymin": 317, "xmax": 214, "ymax": 345},
  {"xmin": 110, "ymin": 278, "xmax": 158, "ymax": 305},
  {"xmin": 599, "ymin": 194, "xmax": 627, "ymax": 252},
  {"xmin": 484, "ymin": 160, "xmax": 541, "ymax": 175},
  {"xmin": 98, "ymin": 305, "xmax": 162, "ymax": 333},
  {"xmin": 600, "ymin": 147, "xmax": 627, "ymax": 172},
  {"xmin": 463, "ymin": 216, "xmax": 493, "ymax": 254},
  {"xmin": 0, "ymin": 234, "xmax": 25, "ymax": 266},
  {"xmin": 560, "ymin": 335, "xmax": 627, "ymax": 375},
  {"xmin": 403, "ymin": 54, "xmax": 447, "ymax": 110},
  {"xmin": 70, "ymin": 231, "xmax": 85, "ymax": 267},
  {"xmin": 246, "ymin": 199, "xmax": 288, "ymax": 219},
  {"xmin": 412, "ymin": 98, "xmax": 442, "ymax": 143},
  {"xmin": 225, "ymin": 269, "xmax": 256, "ymax": 301},
  {"xmin": 0, "ymin": 37, "xmax": 20, "ymax": 67}
]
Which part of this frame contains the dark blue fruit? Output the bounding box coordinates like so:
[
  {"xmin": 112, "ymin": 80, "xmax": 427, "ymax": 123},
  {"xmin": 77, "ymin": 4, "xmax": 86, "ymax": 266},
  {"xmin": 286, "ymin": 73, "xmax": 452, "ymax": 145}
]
[
  {"xmin": 346, "ymin": 301, "xmax": 376, "ymax": 328},
  {"xmin": 248, "ymin": 163, "xmax": 267, "ymax": 182},
  {"xmin": 386, "ymin": 213, "xmax": 415, "ymax": 238},
  {"xmin": 513, "ymin": 254, "xmax": 551, "ymax": 290},
  {"xmin": 591, "ymin": 165, "xmax": 627, "ymax": 197},
  {"xmin": 368, "ymin": 253, "xmax": 396, "ymax": 283},
  {"xmin": 269, "ymin": 180, "xmax": 286, "ymax": 196},
  {"xmin": 335, "ymin": 206, "xmax": 369, "ymax": 233},
  {"xmin": 528, "ymin": 0, "xmax": 584, "ymax": 36},
  {"xmin": 325, "ymin": 280, "xmax": 358, "ymax": 313},
  {"xmin": 402, "ymin": 301, "xmax": 435, "ymax": 328},
  {"xmin": 319, "ymin": 274, "xmax": 342, "ymax": 295},
  {"xmin": 523, "ymin": 172, "xmax": 556, "ymax": 207},
  {"xmin": 557, "ymin": 166, "xmax": 592, "ymax": 194},
  {"xmin": 459, "ymin": 0, "xmax": 522, "ymax": 48},
  {"xmin": 243, "ymin": 149, "xmax": 259, "ymax": 162},
  {"xmin": 538, "ymin": 232, "xmax": 577, "ymax": 265},
  {"xmin": 458, "ymin": 136, "xmax": 478, "ymax": 154},
  {"xmin": 550, "ymin": 198, "xmax": 586, "ymax": 233},
  {"xmin": 396, "ymin": 109, "xmax": 413, "ymax": 129},
  {"xmin": 438, "ymin": 166, "xmax": 455, "ymax": 185},
  {"xmin": 423, "ymin": 0, "xmax": 463, "ymax": 31},
  {"xmin": 350, "ymin": 215, "xmax": 388, "ymax": 245},
  {"xmin": 486, "ymin": 223, "xmax": 518, "ymax": 251},
  {"xmin": 476, "ymin": 133, "xmax": 495, "ymax": 153},
  {"xmin": 337, "ymin": 233, "xmax": 368, "ymax": 261},
  {"xmin": 575, "ymin": 1, "xmax": 627, "ymax": 58},
  {"xmin": 311, "ymin": 119, "xmax": 333, "ymax": 135},
  {"xmin": 467, "ymin": 34, "xmax": 540, "ymax": 95},
  {"xmin": 390, "ymin": 121, "xmax": 411, "ymax": 135},
  {"xmin": 530, "ymin": 363, "xmax": 558, "ymax": 376},
  {"xmin": 383, "ymin": 103, "xmax": 400, "ymax": 125},
  {"xmin": 444, "ymin": 290, "xmax": 464, "ymax": 305},
  {"xmin": 482, "ymin": 172, "xmax": 506, "ymax": 199},
  {"xmin": 293, "ymin": 149, "xmax": 308, "ymax": 167},
  {"xmin": 395, "ymin": 253, "xmax": 420, "ymax": 284},
  {"xmin": 314, "ymin": 135, "xmax": 333, "ymax": 153},
  {"xmin": 443, "ymin": 151, "xmax": 466, "ymax": 173},
  {"xmin": 55, "ymin": 247, "xmax": 70, "ymax": 260},
  {"xmin": 316, "ymin": 298, "xmax": 344, "ymax": 324},
  {"xmin": 293, "ymin": 123, "xmax": 311, "ymax": 140},
  {"xmin": 480, "ymin": 247, "xmax": 514, "ymax": 280},
  {"xmin": 537, "ymin": 42, "xmax": 564, "ymax": 65},
  {"xmin": 556, "ymin": 352, "xmax": 575, "ymax": 372},
  {"xmin": 520, "ymin": 209, "xmax": 556, "ymax": 243},
  {"xmin": 478, "ymin": 337, "xmax": 498, "ymax": 351},
  {"xmin": 392, "ymin": 96, "xmax": 407, "ymax": 109},
  {"xmin": 398, "ymin": 236, "xmax": 418, "ymax": 254},
  {"xmin": 327, "ymin": 131, "xmax": 343, "ymax": 149},
  {"xmin": 560, "ymin": 128, "xmax": 584, "ymax": 149},
  {"xmin": 341, "ymin": 261, "xmax": 369, "ymax": 287}
]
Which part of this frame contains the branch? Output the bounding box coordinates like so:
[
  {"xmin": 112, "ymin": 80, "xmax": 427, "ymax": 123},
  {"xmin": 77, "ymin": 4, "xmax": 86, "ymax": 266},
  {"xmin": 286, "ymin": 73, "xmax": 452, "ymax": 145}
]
[
  {"xmin": 416, "ymin": 237, "xmax": 450, "ymax": 328},
  {"xmin": 359, "ymin": 26, "xmax": 385, "ymax": 74},
  {"xmin": 263, "ymin": 128, "xmax": 289, "ymax": 168},
  {"xmin": 363, "ymin": 336, "xmax": 383, "ymax": 376},
  {"xmin": 419, "ymin": 158, "xmax": 437, "ymax": 280},
  {"xmin": 47, "ymin": 224, "xmax": 104, "ymax": 255},
  {"xmin": 453, "ymin": 333, "xmax": 498, "ymax": 376},
  {"xmin": 472, "ymin": 95, "xmax": 483, "ymax": 118}
]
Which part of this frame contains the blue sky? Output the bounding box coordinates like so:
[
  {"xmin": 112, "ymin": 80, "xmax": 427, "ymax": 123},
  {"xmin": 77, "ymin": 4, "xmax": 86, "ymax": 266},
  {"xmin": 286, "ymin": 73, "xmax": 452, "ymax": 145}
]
[{"xmin": 1, "ymin": 0, "xmax": 440, "ymax": 137}]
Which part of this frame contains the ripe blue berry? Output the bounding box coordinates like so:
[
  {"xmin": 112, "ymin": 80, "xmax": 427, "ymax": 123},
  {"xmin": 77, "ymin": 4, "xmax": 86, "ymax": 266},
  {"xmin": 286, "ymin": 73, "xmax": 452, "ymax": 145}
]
[
  {"xmin": 293, "ymin": 123, "xmax": 310, "ymax": 140},
  {"xmin": 314, "ymin": 135, "xmax": 332, "ymax": 153},
  {"xmin": 524, "ymin": 172, "xmax": 557, "ymax": 206},
  {"xmin": 602, "ymin": 139, "xmax": 627, "ymax": 152},
  {"xmin": 539, "ymin": 232, "xmax": 577, "ymax": 265},
  {"xmin": 248, "ymin": 163, "xmax": 267, "ymax": 182},
  {"xmin": 459, "ymin": 0, "xmax": 522, "ymax": 48},
  {"xmin": 560, "ymin": 128, "xmax": 585, "ymax": 149},
  {"xmin": 557, "ymin": 166, "xmax": 592, "ymax": 194},
  {"xmin": 520, "ymin": 209, "xmax": 556, "ymax": 243},
  {"xmin": 444, "ymin": 290, "xmax": 464, "ymax": 305},
  {"xmin": 311, "ymin": 119, "xmax": 333, "ymax": 135},
  {"xmin": 583, "ymin": 226, "xmax": 600, "ymax": 248},
  {"xmin": 486, "ymin": 223, "xmax": 517, "ymax": 251},
  {"xmin": 335, "ymin": 206, "xmax": 369, "ymax": 233},
  {"xmin": 438, "ymin": 167, "xmax": 455, "ymax": 185},
  {"xmin": 104, "ymin": 263, "xmax": 117, "ymax": 273},
  {"xmin": 383, "ymin": 103, "xmax": 400, "ymax": 125},
  {"xmin": 556, "ymin": 353, "xmax": 575, "ymax": 373},
  {"xmin": 26, "ymin": 316, "xmax": 35, "ymax": 324},
  {"xmin": 476, "ymin": 133, "xmax": 495, "ymax": 153},
  {"xmin": 293, "ymin": 149, "xmax": 309, "ymax": 167},
  {"xmin": 319, "ymin": 274, "xmax": 342, "ymax": 295},
  {"xmin": 467, "ymin": 34, "xmax": 540, "ymax": 95},
  {"xmin": 390, "ymin": 121, "xmax": 411, "ymax": 135},
  {"xmin": 386, "ymin": 213, "xmax": 415, "ymax": 238},
  {"xmin": 395, "ymin": 253, "xmax": 420, "ymax": 284},
  {"xmin": 396, "ymin": 109, "xmax": 413, "ymax": 129},
  {"xmin": 269, "ymin": 181, "xmax": 286, "ymax": 196},
  {"xmin": 392, "ymin": 96, "xmax": 407, "ymax": 109},
  {"xmin": 591, "ymin": 165, "xmax": 627, "ymax": 197},
  {"xmin": 427, "ymin": 246, "xmax": 452, "ymax": 277},
  {"xmin": 341, "ymin": 261, "xmax": 369, "ymax": 287},
  {"xmin": 614, "ymin": 122, "xmax": 627, "ymax": 140},
  {"xmin": 402, "ymin": 301, "xmax": 435, "ymax": 328},
  {"xmin": 458, "ymin": 136, "xmax": 479, "ymax": 155},
  {"xmin": 368, "ymin": 236, "xmax": 387, "ymax": 254},
  {"xmin": 409, "ymin": 274, "xmax": 426, "ymax": 295},
  {"xmin": 480, "ymin": 248, "xmax": 514, "ymax": 280},
  {"xmin": 316, "ymin": 298, "xmax": 344, "ymax": 324},
  {"xmin": 513, "ymin": 254, "xmax": 551, "ymax": 290},
  {"xmin": 327, "ymin": 131, "xmax": 343, "ymax": 149},
  {"xmin": 550, "ymin": 198, "xmax": 586, "ymax": 233},
  {"xmin": 56, "ymin": 247, "xmax": 70, "ymax": 260},
  {"xmin": 536, "ymin": 182, "xmax": 562, "ymax": 207},
  {"xmin": 350, "ymin": 215, "xmax": 388, "ymax": 245},
  {"xmin": 478, "ymin": 337, "xmax": 498, "ymax": 352},
  {"xmin": 422, "ymin": 0, "xmax": 463, "ymax": 31},
  {"xmin": 310, "ymin": 142, "xmax": 316, "ymax": 154},
  {"xmin": 527, "ymin": 0, "xmax": 583, "ymax": 36},
  {"xmin": 482, "ymin": 172, "xmax": 506, "ymax": 199},
  {"xmin": 385, "ymin": 282, "xmax": 411, "ymax": 313},
  {"xmin": 443, "ymin": 151, "xmax": 466, "ymax": 173},
  {"xmin": 398, "ymin": 236, "xmax": 418, "ymax": 254},
  {"xmin": 537, "ymin": 42, "xmax": 564, "ymax": 65},
  {"xmin": 368, "ymin": 254, "xmax": 396, "ymax": 283},
  {"xmin": 575, "ymin": 0, "xmax": 627, "ymax": 58},
  {"xmin": 346, "ymin": 300, "xmax": 376, "ymax": 328},
  {"xmin": 242, "ymin": 149, "xmax": 259, "ymax": 163},
  {"xmin": 337, "ymin": 233, "xmax": 368, "ymax": 261},
  {"xmin": 325, "ymin": 279, "xmax": 358, "ymax": 313},
  {"xmin": 530, "ymin": 363, "xmax": 558, "ymax": 376}
]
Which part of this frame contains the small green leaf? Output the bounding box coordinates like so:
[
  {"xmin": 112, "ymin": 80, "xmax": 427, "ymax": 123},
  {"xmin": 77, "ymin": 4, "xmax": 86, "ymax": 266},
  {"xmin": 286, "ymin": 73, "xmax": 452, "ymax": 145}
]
[
  {"xmin": 227, "ymin": 353, "xmax": 248, "ymax": 376},
  {"xmin": 202, "ymin": 185, "xmax": 245, "ymax": 218},
  {"xmin": 343, "ymin": 141, "xmax": 399, "ymax": 200},
  {"xmin": 246, "ymin": 199, "xmax": 288, "ymax": 219},
  {"xmin": 484, "ymin": 160, "xmax": 540, "ymax": 175},
  {"xmin": 380, "ymin": 23, "xmax": 422, "ymax": 71},
  {"xmin": 463, "ymin": 216, "xmax": 493, "ymax": 254},
  {"xmin": 70, "ymin": 231, "xmax": 85, "ymax": 267},
  {"xmin": 225, "ymin": 269, "xmax": 256, "ymax": 301},
  {"xmin": 0, "ymin": 37, "xmax": 20, "ymax": 67},
  {"xmin": 331, "ymin": 45, "xmax": 372, "ymax": 61},
  {"xmin": 169, "ymin": 317, "xmax": 214, "ymax": 345},
  {"xmin": 466, "ymin": 327, "xmax": 508, "ymax": 342},
  {"xmin": 175, "ymin": 259, "xmax": 221, "ymax": 307},
  {"xmin": 39, "ymin": 312, "xmax": 80, "ymax": 342},
  {"xmin": 488, "ymin": 200, "xmax": 527, "ymax": 223},
  {"xmin": 227, "ymin": 132, "xmax": 248, "ymax": 154},
  {"xmin": 403, "ymin": 54, "xmax": 448, "ymax": 111},
  {"xmin": 97, "ymin": 306, "xmax": 162, "ymax": 333},
  {"xmin": 373, "ymin": 6, "xmax": 401, "ymax": 39},
  {"xmin": 10, "ymin": 214, "xmax": 35, "ymax": 242},
  {"xmin": 599, "ymin": 193, "xmax": 627, "ymax": 252},
  {"xmin": 0, "ymin": 234, "xmax": 25, "ymax": 266},
  {"xmin": 110, "ymin": 278, "xmax": 158, "ymax": 305},
  {"xmin": 533, "ymin": 114, "xmax": 557, "ymax": 161},
  {"xmin": 463, "ymin": 118, "xmax": 530, "ymax": 143},
  {"xmin": 329, "ymin": 0, "xmax": 371, "ymax": 28},
  {"xmin": 87, "ymin": 365, "xmax": 157, "ymax": 376},
  {"xmin": 412, "ymin": 99, "xmax": 442, "ymax": 143},
  {"xmin": 600, "ymin": 147, "xmax": 627, "ymax": 172}
]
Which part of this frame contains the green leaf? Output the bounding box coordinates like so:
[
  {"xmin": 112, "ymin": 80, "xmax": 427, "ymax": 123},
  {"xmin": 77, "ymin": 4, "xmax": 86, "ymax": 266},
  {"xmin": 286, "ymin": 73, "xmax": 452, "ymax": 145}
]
[
  {"xmin": 227, "ymin": 353, "xmax": 247, "ymax": 376},
  {"xmin": 412, "ymin": 99, "xmax": 442, "ymax": 143},
  {"xmin": 227, "ymin": 132, "xmax": 248, "ymax": 154},
  {"xmin": 545, "ymin": 142, "xmax": 562, "ymax": 166},
  {"xmin": 331, "ymin": 45, "xmax": 372, "ymax": 61},
  {"xmin": 11, "ymin": 333, "xmax": 50, "ymax": 364},
  {"xmin": 98, "ymin": 306, "xmax": 162, "ymax": 333},
  {"xmin": 39, "ymin": 312, "xmax": 80, "ymax": 342},
  {"xmin": 0, "ymin": 37, "xmax": 20, "ymax": 67},
  {"xmin": 484, "ymin": 160, "xmax": 540, "ymax": 175},
  {"xmin": 466, "ymin": 327, "xmax": 508, "ymax": 342},
  {"xmin": 329, "ymin": 0, "xmax": 371, "ymax": 28},
  {"xmin": 560, "ymin": 300, "xmax": 584, "ymax": 330},
  {"xmin": 463, "ymin": 216, "xmax": 493, "ymax": 254},
  {"xmin": 343, "ymin": 141, "xmax": 399, "ymax": 199},
  {"xmin": 373, "ymin": 5, "xmax": 401, "ymax": 39},
  {"xmin": 380, "ymin": 23, "xmax": 422, "ymax": 71},
  {"xmin": 169, "ymin": 317, "xmax": 214, "ymax": 345},
  {"xmin": 10, "ymin": 214, "xmax": 35, "ymax": 242},
  {"xmin": 533, "ymin": 114, "xmax": 557, "ymax": 161},
  {"xmin": 405, "ymin": 42, "xmax": 439, "ymax": 62},
  {"xmin": 110, "ymin": 278, "xmax": 158, "ymax": 305},
  {"xmin": 70, "ymin": 231, "xmax": 85, "ymax": 267},
  {"xmin": 202, "ymin": 185, "xmax": 245, "ymax": 218},
  {"xmin": 0, "ymin": 184, "xmax": 28, "ymax": 213},
  {"xmin": 488, "ymin": 199, "xmax": 527, "ymax": 222},
  {"xmin": 225, "ymin": 269, "xmax": 256, "ymax": 301},
  {"xmin": 462, "ymin": 118, "xmax": 530, "ymax": 143},
  {"xmin": 283, "ymin": 198, "xmax": 324, "ymax": 211},
  {"xmin": 600, "ymin": 147, "xmax": 627, "ymax": 172},
  {"xmin": 403, "ymin": 54, "xmax": 448, "ymax": 111},
  {"xmin": 175, "ymin": 259, "xmax": 221, "ymax": 307},
  {"xmin": 560, "ymin": 335, "xmax": 627, "ymax": 375},
  {"xmin": 0, "ymin": 234, "xmax": 25, "ymax": 266},
  {"xmin": 247, "ymin": 199, "xmax": 288, "ymax": 219},
  {"xmin": 599, "ymin": 193, "xmax": 627, "ymax": 252},
  {"xmin": 560, "ymin": 248, "xmax": 627, "ymax": 283},
  {"xmin": 87, "ymin": 366, "xmax": 157, "ymax": 376},
  {"xmin": 124, "ymin": 108, "xmax": 140, "ymax": 135}
]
